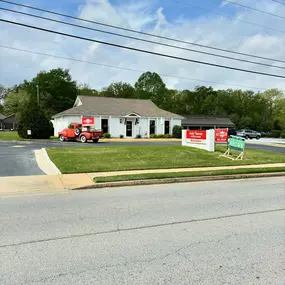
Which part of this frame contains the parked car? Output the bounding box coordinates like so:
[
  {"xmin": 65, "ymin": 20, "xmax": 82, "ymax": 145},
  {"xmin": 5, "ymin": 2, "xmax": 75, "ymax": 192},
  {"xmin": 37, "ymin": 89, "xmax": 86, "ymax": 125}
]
[
  {"xmin": 236, "ymin": 129, "xmax": 261, "ymax": 140},
  {"xmin": 58, "ymin": 123, "xmax": 103, "ymax": 143}
]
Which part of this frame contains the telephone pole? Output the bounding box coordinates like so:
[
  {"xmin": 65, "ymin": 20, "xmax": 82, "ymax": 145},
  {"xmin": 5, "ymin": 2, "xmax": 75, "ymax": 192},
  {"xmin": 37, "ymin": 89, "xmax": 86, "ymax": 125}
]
[{"xmin": 36, "ymin": 85, "xmax": 40, "ymax": 105}]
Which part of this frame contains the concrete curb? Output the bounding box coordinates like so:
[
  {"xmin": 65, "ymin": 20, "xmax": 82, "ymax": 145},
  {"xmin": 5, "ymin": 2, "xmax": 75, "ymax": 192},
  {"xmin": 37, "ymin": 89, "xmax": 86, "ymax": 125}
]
[
  {"xmin": 42, "ymin": 148, "xmax": 62, "ymax": 174},
  {"xmin": 73, "ymin": 172, "xmax": 285, "ymax": 190},
  {"xmin": 34, "ymin": 148, "xmax": 61, "ymax": 175}
]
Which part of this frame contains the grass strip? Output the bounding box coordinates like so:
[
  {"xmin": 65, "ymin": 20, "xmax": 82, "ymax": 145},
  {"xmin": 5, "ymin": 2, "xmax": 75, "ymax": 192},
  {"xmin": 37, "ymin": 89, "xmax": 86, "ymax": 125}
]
[{"xmin": 94, "ymin": 167, "xmax": 285, "ymax": 183}]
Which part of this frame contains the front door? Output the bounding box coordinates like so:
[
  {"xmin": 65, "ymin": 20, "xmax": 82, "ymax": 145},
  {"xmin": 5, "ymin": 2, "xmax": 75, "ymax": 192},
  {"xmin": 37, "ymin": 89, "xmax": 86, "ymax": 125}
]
[{"xmin": 126, "ymin": 121, "xmax": 133, "ymax": 137}]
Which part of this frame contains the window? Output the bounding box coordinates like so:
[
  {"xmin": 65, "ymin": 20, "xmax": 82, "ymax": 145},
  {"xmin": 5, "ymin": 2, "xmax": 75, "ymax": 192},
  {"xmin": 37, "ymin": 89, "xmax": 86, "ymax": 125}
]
[
  {"xmin": 164, "ymin": 120, "xmax": 170, "ymax": 134},
  {"xmin": 101, "ymin": 119, "xmax": 109, "ymax": 134},
  {"xmin": 68, "ymin": 124, "xmax": 74, "ymax": 129},
  {"xmin": 149, "ymin": 120, "xmax": 156, "ymax": 135}
]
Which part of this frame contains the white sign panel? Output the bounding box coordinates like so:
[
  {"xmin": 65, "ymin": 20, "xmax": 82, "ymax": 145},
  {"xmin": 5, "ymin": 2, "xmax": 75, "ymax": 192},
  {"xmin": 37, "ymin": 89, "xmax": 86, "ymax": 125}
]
[{"xmin": 182, "ymin": 129, "xmax": 215, "ymax": 152}]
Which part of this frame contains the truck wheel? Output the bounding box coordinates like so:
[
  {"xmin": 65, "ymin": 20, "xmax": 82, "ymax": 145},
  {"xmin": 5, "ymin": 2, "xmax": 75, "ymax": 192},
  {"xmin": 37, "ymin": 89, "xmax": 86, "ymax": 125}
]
[
  {"xmin": 80, "ymin": 135, "xmax": 87, "ymax": 143},
  {"xmin": 59, "ymin": 135, "xmax": 65, "ymax": 142},
  {"xmin": 256, "ymin": 135, "xmax": 260, "ymax": 140},
  {"xmin": 245, "ymin": 135, "xmax": 249, "ymax": 139},
  {"xmin": 74, "ymin": 128, "xmax": 81, "ymax": 136},
  {"xmin": 93, "ymin": 139, "xmax": 99, "ymax": 143}
]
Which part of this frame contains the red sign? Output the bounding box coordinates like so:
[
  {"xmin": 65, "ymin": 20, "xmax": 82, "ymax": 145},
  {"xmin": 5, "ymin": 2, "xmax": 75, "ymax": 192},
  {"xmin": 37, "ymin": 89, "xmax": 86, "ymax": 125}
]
[
  {"xmin": 82, "ymin": 117, "xmax": 95, "ymax": 125},
  {"xmin": 186, "ymin": 130, "xmax": 207, "ymax": 143},
  {"xmin": 215, "ymin": 128, "xmax": 228, "ymax": 143}
]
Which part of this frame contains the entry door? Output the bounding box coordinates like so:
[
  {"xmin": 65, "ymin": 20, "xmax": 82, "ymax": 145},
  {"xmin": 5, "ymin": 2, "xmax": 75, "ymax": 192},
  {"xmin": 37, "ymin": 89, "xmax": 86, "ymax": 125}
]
[{"xmin": 126, "ymin": 121, "xmax": 133, "ymax": 137}]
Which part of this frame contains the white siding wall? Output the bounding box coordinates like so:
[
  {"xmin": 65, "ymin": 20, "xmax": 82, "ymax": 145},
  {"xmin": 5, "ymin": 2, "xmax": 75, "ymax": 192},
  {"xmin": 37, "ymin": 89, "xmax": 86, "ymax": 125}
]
[
  {"xmin": 170, "ymin": 119, "xmax": 182, "ymax": 135},
  {"xmin": 53, "ymin": 115, "xmax": 182, "ymax": 138},
  {"xmin": 53, "ymin": 115, "xmax": 102, "ymax": 136},
  {"xmin": 110, "ymin": 117, "xmax": 123, "ymax": 137},
  {"xmin": 53, "ymin": 116, "xmax": 81, "ymax": 136},
  {"xmin": 138, "ymin": 118, "xmax": 149, "ymax": 137}
]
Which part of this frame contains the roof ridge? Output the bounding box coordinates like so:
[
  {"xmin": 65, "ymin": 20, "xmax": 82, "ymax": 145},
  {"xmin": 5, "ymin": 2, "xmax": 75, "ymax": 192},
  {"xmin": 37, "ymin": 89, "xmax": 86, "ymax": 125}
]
[{"xmin": 78, "ymin": 95, "xmax": 152, "ymax": 101}]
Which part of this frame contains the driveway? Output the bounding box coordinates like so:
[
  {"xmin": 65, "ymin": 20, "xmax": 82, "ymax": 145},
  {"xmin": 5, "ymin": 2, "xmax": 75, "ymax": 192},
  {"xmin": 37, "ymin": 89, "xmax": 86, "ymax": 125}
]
[
  {"xmin": 0, "ymin": 141, "xmax": 44, "ymax": 177},
  {"xmin": 0, "ymin": 139, "xmax": 284, "ymax": 177}
]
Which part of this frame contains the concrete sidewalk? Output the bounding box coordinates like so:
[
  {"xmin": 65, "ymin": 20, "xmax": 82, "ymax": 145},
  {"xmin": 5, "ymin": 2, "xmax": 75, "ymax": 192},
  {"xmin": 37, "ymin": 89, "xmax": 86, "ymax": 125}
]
[
  {"xmin": 0, "ymin": 174, "xmax": 96, "ymax": 197},
  {"xmin": 0, "ymin": 175, "xmax": 68, "ymax": 197},
  {"xmin": 1, "ymin": 163, "xmax": 285, "ymax": 197}
]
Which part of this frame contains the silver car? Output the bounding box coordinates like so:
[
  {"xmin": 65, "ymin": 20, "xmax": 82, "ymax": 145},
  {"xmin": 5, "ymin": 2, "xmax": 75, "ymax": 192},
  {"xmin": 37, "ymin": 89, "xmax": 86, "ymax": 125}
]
[{"xmin": 236, "ymin": 129, "xmax": 261, "ymax": 140}]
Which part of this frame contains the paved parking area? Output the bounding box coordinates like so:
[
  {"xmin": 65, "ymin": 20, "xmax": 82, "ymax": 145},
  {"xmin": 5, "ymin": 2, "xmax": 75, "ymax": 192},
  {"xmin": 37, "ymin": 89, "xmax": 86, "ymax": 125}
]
[{"xmin": 0, "ymin": 141, "xmax": 44, "ymax": 177}]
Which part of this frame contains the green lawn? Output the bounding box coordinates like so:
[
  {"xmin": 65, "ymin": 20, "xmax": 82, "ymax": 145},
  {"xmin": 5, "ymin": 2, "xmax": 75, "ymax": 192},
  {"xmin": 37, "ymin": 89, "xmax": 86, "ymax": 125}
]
[
  {"xmin": 94, "ymin": 167, "xmax": 285, "ymax": 183},
  {"xmin": 0, "ymin": 131, "xmax": 58, "ymax": 141},
  {"xmin": 46, "ymin": 145, "xmax": 285, "ymax": 174},
  {"xmin": 0, "ymin": 131, "xmax": 20, "ymax": 140}
]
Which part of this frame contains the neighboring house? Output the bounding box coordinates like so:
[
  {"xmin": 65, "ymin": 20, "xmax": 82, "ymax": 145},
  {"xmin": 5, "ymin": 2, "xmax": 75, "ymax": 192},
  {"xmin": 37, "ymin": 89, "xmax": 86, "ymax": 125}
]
[
  {"xmin": 0, "ymin": 112, "xmax": 5, "ymax": 129},
  {"xmin": 52, "ymin": 96, "xmax": 183, "ymax": 138},
  {"xmin": 0, "ymin": 113, "xmax": 18, "ymax": 130},
  {"xmin": 182, "ymin": 115, "xmax": 235, "ymax": 130}
]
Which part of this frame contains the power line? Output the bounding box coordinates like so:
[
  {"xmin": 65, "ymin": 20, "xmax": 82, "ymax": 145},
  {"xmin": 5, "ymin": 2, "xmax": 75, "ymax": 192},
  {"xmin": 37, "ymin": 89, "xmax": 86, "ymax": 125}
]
[
  {"xmin": 224, "ymin": 0, "xmax": 285, "ymax": 21},
  {"xmin": 2, "ymin": 18, "xmax": 285, "ymax": 80},
  {"xmin": 0, "ymin": 45, "xmax": 267, "ymax": 90},
  {"xmin": 272, "ymin": 0, "xmax": 285, "ymax": 5},
  {"xmin": 2, "ymin": 7, "xmax": 285, "ymax": 71},
  {"xmin": 1, "ymin": 0, "xmax": 285, "ymax": 65},
  {"xmin": 171, "ymin": 0, "xmax": 285, "ymax": 35}
]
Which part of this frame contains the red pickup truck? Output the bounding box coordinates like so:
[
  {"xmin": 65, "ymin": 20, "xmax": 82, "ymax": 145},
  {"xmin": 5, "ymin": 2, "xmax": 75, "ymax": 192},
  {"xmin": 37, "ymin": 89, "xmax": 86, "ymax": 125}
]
[{"xmin": 58, "ymin": 123, "xmax": 103, "ymax": 143}]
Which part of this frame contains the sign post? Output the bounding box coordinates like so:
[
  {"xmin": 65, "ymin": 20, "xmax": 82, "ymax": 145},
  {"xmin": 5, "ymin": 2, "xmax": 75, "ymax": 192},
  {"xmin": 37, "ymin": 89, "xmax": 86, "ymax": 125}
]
[{"xmin": 221, "ymin": 135, "xmax": 245, "ymax": 160}]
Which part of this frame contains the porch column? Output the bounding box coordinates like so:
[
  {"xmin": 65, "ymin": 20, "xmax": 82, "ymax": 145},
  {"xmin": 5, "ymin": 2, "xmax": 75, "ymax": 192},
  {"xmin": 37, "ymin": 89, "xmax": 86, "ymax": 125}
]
[{"xmin": 109, "ymin": 116, "xmax": 112, "ymax": 135}]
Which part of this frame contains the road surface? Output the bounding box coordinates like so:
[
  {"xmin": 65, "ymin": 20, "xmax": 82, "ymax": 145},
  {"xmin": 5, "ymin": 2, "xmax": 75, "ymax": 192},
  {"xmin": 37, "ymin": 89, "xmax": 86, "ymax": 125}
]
[{"xmin": 1, "ymin": 178, "xmax": 284, "ymax": 284}]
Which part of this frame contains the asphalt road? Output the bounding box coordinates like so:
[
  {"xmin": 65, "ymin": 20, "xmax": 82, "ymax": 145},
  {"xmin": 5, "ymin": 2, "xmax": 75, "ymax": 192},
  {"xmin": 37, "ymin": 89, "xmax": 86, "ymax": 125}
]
[
  {"xmin": 1, "ymin": 178, "xmax": 285, "ymax": 284},
  {"xmin": 0, "ymin": 140, "xmax": 284, "ymax": 177}
]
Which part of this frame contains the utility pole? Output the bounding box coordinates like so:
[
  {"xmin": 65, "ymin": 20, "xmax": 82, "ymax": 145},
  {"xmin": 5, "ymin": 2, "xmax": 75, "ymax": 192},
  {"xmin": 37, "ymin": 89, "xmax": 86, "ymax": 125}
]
[{"xmin": 36, "ymin": 85, "xmax": 40, "ymax": 105}]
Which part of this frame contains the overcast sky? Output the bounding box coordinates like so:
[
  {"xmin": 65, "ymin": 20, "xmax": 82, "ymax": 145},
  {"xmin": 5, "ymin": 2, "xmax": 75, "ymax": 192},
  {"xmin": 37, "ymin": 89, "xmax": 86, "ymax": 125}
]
[{"xmin": 1, "ymin": 0, "xmax": 285, "ymax": 91}]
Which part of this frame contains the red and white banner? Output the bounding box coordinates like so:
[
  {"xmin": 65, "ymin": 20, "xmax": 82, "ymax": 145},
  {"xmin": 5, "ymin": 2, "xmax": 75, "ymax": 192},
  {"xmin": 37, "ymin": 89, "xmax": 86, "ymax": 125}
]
[
  {"xmin": 186, "ymin": 130, "xmax": 207, "ymax": 143},
  {"xmin": 82, "ymin": 117, "xmax": 95, "ymax": 126},
  {"xmin": 215, "ymin": 128, "xmax": 228, "ymax": 143}
]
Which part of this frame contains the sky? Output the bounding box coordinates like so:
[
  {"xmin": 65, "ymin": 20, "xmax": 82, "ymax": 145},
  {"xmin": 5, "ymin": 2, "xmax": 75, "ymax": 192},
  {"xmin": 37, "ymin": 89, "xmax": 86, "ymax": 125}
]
[{"xmin": 1, "ymin": 0, "xmax": 285, "ymax": 92}]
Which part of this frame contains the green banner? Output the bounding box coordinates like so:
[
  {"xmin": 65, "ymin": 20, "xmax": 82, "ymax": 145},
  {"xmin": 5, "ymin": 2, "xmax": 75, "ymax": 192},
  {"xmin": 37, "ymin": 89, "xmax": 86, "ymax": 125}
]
[{"xmin": 228, "ymin": 136, "xmax": 245, "ymax": 152}]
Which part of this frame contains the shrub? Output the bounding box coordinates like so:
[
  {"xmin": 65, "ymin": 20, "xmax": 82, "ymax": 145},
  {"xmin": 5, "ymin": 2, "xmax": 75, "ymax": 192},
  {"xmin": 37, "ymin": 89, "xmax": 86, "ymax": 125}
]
[
  {"xmin": 103, "ymin": 133, "xmax": 111, "ymax": 138},
  {"xmin": 136, "ymin": 134, "xmax": 142, "ymax": 139},
  {"xmin": 164, "ymin": 134, "xmax": 173, "ymax": 138},
  {"xmin": 150, "ymin": 134, "xmax": 157, "ymax": 138},
  {"xmin": 120, "ymin": 134, "xmax": 124, "ymax": 139},
  {"xmin": 172, "ymin": 125, "xmax": 183, "ymax": 138},
  {"xmin": 17, "ymin": 102, "xmax": 53, "ymax": 139},
  {"xmin": 281, "ymin": 132, "xmax": 285, "ymax": 139},
  {"xmin": 269, "ymin": 130, "xmax": 282, "ymax": 138},
  {"xmin": 156, "ymin": 134, "xmax": 165, "ymax": 138}
]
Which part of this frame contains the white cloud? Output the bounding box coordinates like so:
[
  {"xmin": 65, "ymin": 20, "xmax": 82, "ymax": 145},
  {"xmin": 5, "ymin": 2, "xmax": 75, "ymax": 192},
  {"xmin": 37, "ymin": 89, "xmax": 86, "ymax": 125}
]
[{"xmin": 1, "ymin": 0, "xmax": 285, "ymax": 92}]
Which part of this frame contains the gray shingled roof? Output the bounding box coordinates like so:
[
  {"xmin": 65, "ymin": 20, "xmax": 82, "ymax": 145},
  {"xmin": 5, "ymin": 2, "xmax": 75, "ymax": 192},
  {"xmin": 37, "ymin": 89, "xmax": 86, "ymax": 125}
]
[
  {"xmin": 52, "ymin": 96, "xmax": 183, "ymax": 119},
  {"xmin": 0, "ymin": 113, "xmax": 5, "ymax": 120},
  {"xmin": 182, "ymin": 115, "xmax": 234, "ymax": 127}
]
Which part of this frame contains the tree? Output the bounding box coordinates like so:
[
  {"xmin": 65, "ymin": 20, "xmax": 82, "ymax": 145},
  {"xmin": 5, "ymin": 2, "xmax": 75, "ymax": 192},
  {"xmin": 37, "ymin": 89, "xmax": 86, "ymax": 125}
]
[
  {"xmin": 21, "ymin": 68, "xmax": 77, "ymax": 118},
  {"xmin": 17, "ymin": 99, "xmax": 53, "ymax": 139},
  {"xmin": 100, "ymin": 82, "xmax": 135, "ymax": 98},
  {"xmin": 134, "ymin": 72, "xmax": 169, "ymax": 105},
  {"xmin": 77, "ymin": 83, "xmax": 98, "ymax": 96},
  {"xmin": 3, "ymin": 90, "xmax": 30, "ymax": 115},
  {"xmin": 0, "ymin": 85, "xmax": 9, "ymax": 114}
]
